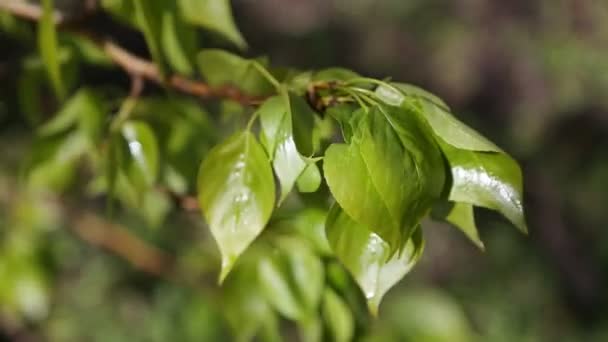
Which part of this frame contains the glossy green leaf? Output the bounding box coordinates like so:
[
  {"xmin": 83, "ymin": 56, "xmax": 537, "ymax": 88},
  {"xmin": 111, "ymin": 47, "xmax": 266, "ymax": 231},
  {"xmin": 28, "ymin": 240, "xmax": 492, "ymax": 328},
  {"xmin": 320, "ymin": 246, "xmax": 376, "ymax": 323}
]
[
  {"xmin": 296, "ymin": 162, "xmax": 321, "ymax": 193},
  {"xmin": 258, "ymin": 92, "xmax": 315, "ymax": 203},
  {"xmin": 198, "ymin": 132, "xmax": 275, "ymax": 281},
  {"xmin": 178, "ymin": 0, "xmax": 246, "ymax": 49},
  {"xmin": 326, "ymin": 204, "xmax": 424, "ymax": 315},
  {"xmin": 433, "ymin": 201, "xmax": 484, "ymax": 250},
  {"xmin": 258, "ymin": 237, "xmax": 324, "ymax": 321},
  {"xmin": 197, "ymin": 49, "xmax": 273, "ymax": 96},
  {"xmin": 375, "ymin": 83, "xmax": 502, "ymax": 152},
  {"xmin": 121, "ymin": 121, "xmax": 160, "ymax": 192},
  {"xmin": 324, "ymin": 106, "xmax": 443, "ymax": 248},
  {"xmin": 38, "ymin": 0, "xmax": 65, "ymax": 99},
  {"xmin": 133, "ymin": 0, "xmax": 165, "ymax": 74},
  {"xmin": 322, "ymin": 288, "xmax": 354, "ymax": 342},
  {"xmin": 439, "ymin": 140, "xmax": 527, "ymax": 233}
]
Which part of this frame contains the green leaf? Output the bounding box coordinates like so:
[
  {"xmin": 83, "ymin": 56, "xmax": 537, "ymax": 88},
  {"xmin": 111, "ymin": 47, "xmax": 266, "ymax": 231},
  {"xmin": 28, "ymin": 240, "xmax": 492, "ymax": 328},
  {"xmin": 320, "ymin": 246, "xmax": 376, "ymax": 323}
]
[
  {"xmin": 433, "ymin": 201, "xmax": 484, "ymax": 250},
  {"xmin": 198, "ymin": 132, "xmax": 275, "ymax": 281},
  {"xmin": 375, "ymin": 83, "xmax": 502, "ymax": 152},
  {"xmin": 160, "ymin": 2, "xmax": 197, "ymax": 75},
  {"xmin": 324, "ymin": 106, "xmax": 443, "ymax": 248},
  {"xmin": 439, "ymin": 140, "xmax": 527, "ymax": 233},
  {"xmin": 296, "ymin": 162, "xmax": 321, "ymax": 193},
  {"xmin": 312, "ymin": 68, "xmax": 360, "ymax": 82},
  {"xmin": 322, "ymin": 288, "xmax": 354, "ymax": 342},
  {"xmin": 197, "ymin": 49, "xmax": 274, "ymax": 96},
  {"xmin": 325, "ymin": 204, "xmax": 424, "ymax": 315},
  {"xmin": 39, "ymin": 89, "xmax": 105, "ymax": 144},
  {"xmin": 258, "ymin": 92, "xmax": 315, "ymax": 204},
  {"xmin": 121, "ymin": 121, "xmax": 160, "ymax": 192},
  {"xmin": 38, "ymin": 0, "xmax": 65, "ymax": 100},
  {"xmin": 258, "ymin": 237, "xmax": 324, "ymax": 321},
  {"xmin": 178, "ymin": 0, "xmax": 246, "ymax": 49},
  {"xmin": 133, "ymin": 0, "xmax": 165, "ymax": 74}
]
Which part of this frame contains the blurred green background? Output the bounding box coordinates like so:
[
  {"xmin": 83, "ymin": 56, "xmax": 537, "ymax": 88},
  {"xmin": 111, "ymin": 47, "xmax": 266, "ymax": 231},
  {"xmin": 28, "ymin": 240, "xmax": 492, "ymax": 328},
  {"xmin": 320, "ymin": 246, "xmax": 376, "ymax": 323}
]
[{"xmin": 1, "ymin": 0, "xmax": 608, "ymax": 340}]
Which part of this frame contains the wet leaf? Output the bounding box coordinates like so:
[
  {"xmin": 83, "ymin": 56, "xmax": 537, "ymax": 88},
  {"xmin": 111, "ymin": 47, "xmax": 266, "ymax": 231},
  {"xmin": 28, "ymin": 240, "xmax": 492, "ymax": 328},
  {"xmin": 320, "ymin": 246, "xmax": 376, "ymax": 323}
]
[
  {"xmin": 439, "ymin": 140, "xmax": 527, "ymax": 233},
  {"xmin": 375, "ymin": 83, "xmax": 502, "ymax": 152},
  {"xmin": 198, "ymin": 132, "xmax": 275, "ymax": 281},
  {"xmin": 324, "ymin": 106, "xmax": 443, "ymax": 248},
  {"xmin": 325, "ymin": 204, "xmax": 424, "ymax": 315}
]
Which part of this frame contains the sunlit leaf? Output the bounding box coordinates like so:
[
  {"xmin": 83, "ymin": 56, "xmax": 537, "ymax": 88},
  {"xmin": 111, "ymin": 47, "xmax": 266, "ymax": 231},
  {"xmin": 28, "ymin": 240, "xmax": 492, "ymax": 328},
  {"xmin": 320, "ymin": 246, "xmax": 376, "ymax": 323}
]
[
  {"xmin": 324, "ymin": 106, "xmax": 443, "ymax": 248},
  {"xmin": 375, "ymin": 83, "xmax": 502, "ymax": 152},
  {"xmin": 198, "ymin": 132, "xmax": 275, "ymax": 281},
  {"xmin": 326, "ymin": 204, "xmax": 424, "ymax": 315},
  {"xmin": 38, "ymin": 0, "xmax": 64, "ymax": 99},
  {"xmin": 178, "ymin": 0, "xmax": 246, "ymax": 49},
  {"xmin": 439, "ymin": 140, "xmax": 527, "ymax": 233}
]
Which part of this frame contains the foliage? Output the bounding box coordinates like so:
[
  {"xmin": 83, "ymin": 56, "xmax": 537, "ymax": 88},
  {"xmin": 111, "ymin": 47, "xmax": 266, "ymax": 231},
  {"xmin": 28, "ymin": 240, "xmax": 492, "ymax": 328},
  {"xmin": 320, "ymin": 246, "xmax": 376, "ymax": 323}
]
[{"xmin": 0, "ymin": 0, "xmax": 531, "ymax": 340}]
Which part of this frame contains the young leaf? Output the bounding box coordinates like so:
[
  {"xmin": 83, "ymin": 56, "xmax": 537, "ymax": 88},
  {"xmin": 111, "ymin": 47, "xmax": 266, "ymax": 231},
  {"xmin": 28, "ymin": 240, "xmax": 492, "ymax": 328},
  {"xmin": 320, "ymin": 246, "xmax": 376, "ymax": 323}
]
[
  {"xmin": 198, "ymin": 132, "xmax": 275, "ymax": 281},
  {"xmin": 325, "ymin": 204, "xmax": 424, "ymax": 315},
  {"xmin": 121, "ymin": 121, "xmax": 160, "ymax": 192},
  {"xmin": 258, "ymin": 92, "xmax": 315, "ymax": 204},
  {"xmin": 178, "ymin": 0, "xmax": 247, "ymax": 49},
  {"xmin": 375, "ymin": 83, "xmax": 502, "ymax": 152},
  {"xmin": 324, "ymin": 106, "xmax": 443, "ymax": 248},
  {"xmin": 439, "ymin": 140, "xmax": 527, "ymax": 233},
  {"xmin": 433, "ymin": 201, "xmax": 484, "ymax": 250},
  {"xmin": 296, "ymin": 162, "xmax": 321, "ymax": 193},
  {"xmin": 38, "ymin": 0, "xmax": 65, "ymax": 99},
  {"xmin": 197, "ymin": 49, "xmax": 273, "ymax": 95},
  {"xmin": 312, "ymin": 68, "xmax": 360, "ymax": 82}
]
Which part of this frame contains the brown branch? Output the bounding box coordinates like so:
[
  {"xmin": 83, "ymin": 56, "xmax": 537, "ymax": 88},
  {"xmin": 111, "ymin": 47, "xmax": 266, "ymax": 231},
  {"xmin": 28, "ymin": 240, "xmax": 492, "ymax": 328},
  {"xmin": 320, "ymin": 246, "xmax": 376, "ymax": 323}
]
[
  {"xmin": 0, "ymin": 1, "xmax": 263, "ymax": 106},
  {"xmin": 70, "ymin": 211, "xmax": 174, "ymax": 277}
]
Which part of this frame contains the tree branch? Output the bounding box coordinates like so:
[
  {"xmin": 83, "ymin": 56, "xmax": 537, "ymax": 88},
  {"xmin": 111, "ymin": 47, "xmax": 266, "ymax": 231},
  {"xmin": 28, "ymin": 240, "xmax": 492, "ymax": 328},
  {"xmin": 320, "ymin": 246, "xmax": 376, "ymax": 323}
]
[{"xmin": 0, "ymin": 1, "xmax": 263, "ymax": 106}]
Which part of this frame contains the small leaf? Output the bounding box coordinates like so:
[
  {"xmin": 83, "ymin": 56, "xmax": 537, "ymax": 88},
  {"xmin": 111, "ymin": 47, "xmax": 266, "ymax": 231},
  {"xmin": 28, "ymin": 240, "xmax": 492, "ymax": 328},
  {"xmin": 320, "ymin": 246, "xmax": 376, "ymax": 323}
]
[
  {"xmin": 121, "ymin": 120, "xmax": 160, "ymax": 192},
  {"xmin": 326, "ymin": 204, "xmax": 424, "ymax": 315},
  {"xmin": 375, "ymin": 83, "xmax": 502, "ymax": 152},
  {"xmin": 198, "ymin": 132, "xmax": 275, "ymax": 281},
  {"xmin": 197, "ymin": 49, "xmax": 273, "ymax": 96},
  {"xmin": 178, "ymin": 0, "xmax": 246, "ymax": 49},
  {"xmin": 296, "ymin": 162, "xmax": 321, "ymax": 193},
  {"xmin": 312, "ymin": 68, "xmax": 360, "ymax": 82},
  {"xmin": 433, "ymin": 201, "xmax": 484, "ymax": 250},
  {"xmin": 38, "ymin": 0, "xmax": 65, "ymax": 99},
  {"xmin": 258, "ymin": 92, "xmax": 315, "ymax": 204},
  {"xmin": 322, "ymin": 288, "xmax": 354, "ymax": 342},
  {"xmin": 439, "ymin": 140, "xmax": 527, "ymax": 233}
]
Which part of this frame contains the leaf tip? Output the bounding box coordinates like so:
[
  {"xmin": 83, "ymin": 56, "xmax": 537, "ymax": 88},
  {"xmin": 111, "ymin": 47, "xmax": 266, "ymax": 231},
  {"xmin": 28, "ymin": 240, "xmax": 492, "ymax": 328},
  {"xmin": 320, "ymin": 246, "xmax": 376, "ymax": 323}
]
[{"xmin": 218, "ymin": 255, "xmax": 237, "ymax": 284}]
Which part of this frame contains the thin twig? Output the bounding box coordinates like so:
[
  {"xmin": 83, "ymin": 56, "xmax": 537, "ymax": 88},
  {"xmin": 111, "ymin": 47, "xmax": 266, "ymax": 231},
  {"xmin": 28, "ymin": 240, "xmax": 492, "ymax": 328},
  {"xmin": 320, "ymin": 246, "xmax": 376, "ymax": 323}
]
[{"xmin": 0, "ymin": 1, "xmax": 264, "ymax": 106}]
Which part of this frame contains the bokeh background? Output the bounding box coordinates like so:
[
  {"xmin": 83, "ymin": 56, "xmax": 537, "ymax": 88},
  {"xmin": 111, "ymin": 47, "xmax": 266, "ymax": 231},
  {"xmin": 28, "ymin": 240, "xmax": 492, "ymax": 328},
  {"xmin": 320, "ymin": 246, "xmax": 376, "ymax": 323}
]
[{"xmin": 1, "ymin": 0, "xmax": 608, "ymax": 340}]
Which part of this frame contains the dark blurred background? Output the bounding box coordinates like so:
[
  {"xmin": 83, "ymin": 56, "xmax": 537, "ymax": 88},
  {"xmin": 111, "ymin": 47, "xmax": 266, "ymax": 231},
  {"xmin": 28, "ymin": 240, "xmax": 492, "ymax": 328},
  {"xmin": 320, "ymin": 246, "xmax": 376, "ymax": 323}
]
[{"xmin": 1, "ymin": 0, "xmax": 608, "ymax": 341}]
